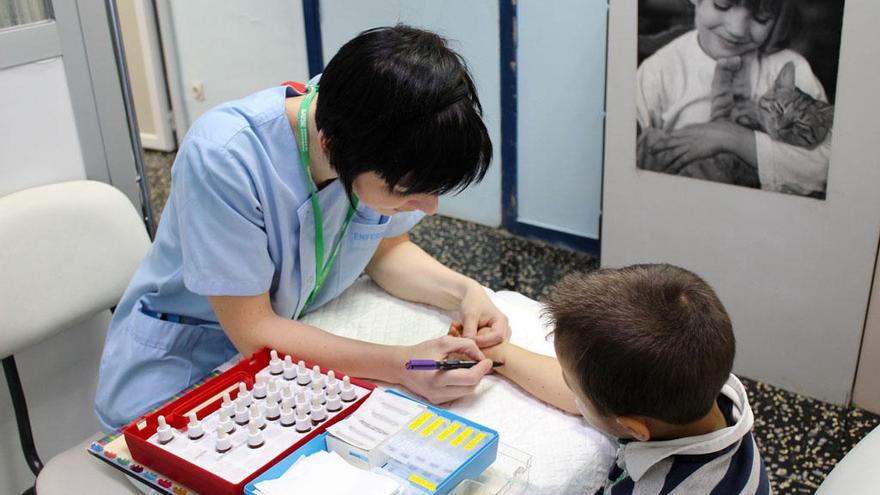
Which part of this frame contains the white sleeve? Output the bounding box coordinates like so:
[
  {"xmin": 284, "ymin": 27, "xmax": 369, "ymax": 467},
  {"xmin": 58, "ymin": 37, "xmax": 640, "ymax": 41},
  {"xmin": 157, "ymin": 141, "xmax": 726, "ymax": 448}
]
[
  {"xmin": 755, "ymin": 56, "xmax": 832, "ymax": 195},
  {"xmin": 755, "ymin": 131, "xmax": 831, "ymax": 196},
  {"xmin": 636, "ymin": 57, "xmax": 666, "ymax": 130}
]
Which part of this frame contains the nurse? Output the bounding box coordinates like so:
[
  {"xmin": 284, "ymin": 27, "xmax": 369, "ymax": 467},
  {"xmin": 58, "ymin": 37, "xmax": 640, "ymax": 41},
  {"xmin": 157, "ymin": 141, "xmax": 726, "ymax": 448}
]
[{"xmin": 95, "ymin": 25, "xmax": 510, "ymax": 431}]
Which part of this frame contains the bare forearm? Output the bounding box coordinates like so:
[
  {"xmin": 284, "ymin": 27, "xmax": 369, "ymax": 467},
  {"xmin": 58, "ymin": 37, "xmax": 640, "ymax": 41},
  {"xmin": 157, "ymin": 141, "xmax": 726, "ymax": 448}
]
[
  {"xmin": 488, "ymin": 343, "xmax": 579, "ymax": 414},
  {"xmin": 251, "ymin": 314, "xmax": 404, "ymax": 382},
  {"xmin": 210, "ymin": 294, "xmax": 403, "ymax": 384},
  {"xmin": 366, "ymin": 235, "xmax": 476, "ymax": 311}
]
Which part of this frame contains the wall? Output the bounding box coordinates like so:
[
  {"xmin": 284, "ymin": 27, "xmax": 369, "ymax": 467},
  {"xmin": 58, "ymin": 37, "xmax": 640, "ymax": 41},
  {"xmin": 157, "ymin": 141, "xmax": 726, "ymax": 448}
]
[
  {"xmin": 319, "ymin": 0, "xmax": 503, "ymax": 227},
  {"xmin": 118, "ymin": 0, "xmax": 174, "ymax": 151},
  {"xmin": 601, "ymin": 1, "xmax": 880, "ymax": 404},
  {"xmin": 158, "ymin": 1, "xmax": 609, "ymax": 232},
  {"xmin": 854, "ymin": 248, "xmax": 880, "ymax": 414},
  {"xmin": 118, "ymin": 1, "xmax": 155, "ymax": 137},
  {"xmin": 162, "ymin": 0, "xmax": 310, "ymax": 129},
  {"xmin": 516, "ymin": 0, "xmax": 606, "ymax": 239},
  {"xmin": 0, "ymin": 59, "xmax": 85, "ymax": 197},
  {"xmin": 0, "ymin": 60, "xmax": 106, "ymax": 494}
]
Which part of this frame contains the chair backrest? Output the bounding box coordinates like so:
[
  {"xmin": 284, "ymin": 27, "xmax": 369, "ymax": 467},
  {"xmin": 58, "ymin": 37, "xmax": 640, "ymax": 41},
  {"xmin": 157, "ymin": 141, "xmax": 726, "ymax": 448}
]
[
  {"xmin": 816, "ymin": 425, "xmax": 880, "ymax": 494},
  {"xmin": 0, "ymin": 180, "xmax": 151, "ymax": 358}
]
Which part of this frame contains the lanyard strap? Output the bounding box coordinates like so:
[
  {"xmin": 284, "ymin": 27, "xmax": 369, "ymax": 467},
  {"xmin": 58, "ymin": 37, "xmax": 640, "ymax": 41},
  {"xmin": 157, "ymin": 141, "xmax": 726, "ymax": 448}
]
[
  {"xmin": 604, "ymin": 469, "xmax": 628, "ymax": 495},
  {"xmin": 297, "ymin": 83, "xmax": 358, "ymax": 318}
]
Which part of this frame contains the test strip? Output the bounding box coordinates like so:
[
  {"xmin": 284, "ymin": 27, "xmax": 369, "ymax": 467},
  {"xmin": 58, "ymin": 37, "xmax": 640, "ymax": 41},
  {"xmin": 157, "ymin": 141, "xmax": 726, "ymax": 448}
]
[
  {"xmin": 450, "ymin": 427, "xmax": 474, "ymax": 447},
  {"xmin": 420, "ymin": 418, "xmax": 445, "ymax": 437},
  {"xmin": 408, "ymin": 473, "xmax": 438, "ymax": 492},
  {"xmin": 408, "ymin": 411, "xmax": 433, "ymax": 431},
  {"xmin": 436, "ymin": 422, "xmax": 461, "ymax": 441},
  {"xmin": 463, "ymin": 432, "xmax": 487, "ymax": 451}
]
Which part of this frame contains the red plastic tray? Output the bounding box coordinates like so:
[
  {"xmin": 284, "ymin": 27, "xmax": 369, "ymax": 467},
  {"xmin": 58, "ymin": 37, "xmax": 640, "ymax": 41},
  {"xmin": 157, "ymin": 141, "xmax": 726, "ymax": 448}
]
[{"xmin": 123, "ymin": 349, "xmax": 375, "ymax": 495}]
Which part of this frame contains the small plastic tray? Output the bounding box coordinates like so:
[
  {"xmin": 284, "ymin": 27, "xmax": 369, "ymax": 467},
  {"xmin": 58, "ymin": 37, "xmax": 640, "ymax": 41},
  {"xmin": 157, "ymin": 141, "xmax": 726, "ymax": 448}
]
[{"xmin": 244, "ymin": 389, "xmax": 511, "ymax": 495}]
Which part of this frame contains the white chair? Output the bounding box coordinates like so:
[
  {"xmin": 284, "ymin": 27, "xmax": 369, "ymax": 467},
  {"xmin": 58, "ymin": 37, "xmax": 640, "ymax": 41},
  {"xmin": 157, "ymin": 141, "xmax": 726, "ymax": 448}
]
[
  {"xmin": 816, "ymin": 425, "xmax": 880, "ymax": 494},
  {"xmin": 0, "ymin": 181, "xmax": 150, "ymax": 495}
]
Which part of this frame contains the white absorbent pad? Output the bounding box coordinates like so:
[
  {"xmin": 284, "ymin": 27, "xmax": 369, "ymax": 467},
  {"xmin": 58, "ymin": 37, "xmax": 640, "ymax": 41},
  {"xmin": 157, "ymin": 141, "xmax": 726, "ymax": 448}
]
[
  {"xmin": 254, "ymin": 450, "xmax": 404, "ymax": 495},
  {"xmin": 301, "ymin": 277, "xmax": 616, "ymax": 494}
]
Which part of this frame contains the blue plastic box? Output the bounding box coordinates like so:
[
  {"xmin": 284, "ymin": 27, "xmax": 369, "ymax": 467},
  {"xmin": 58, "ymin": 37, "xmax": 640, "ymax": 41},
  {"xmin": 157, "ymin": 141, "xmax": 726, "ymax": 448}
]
[{"xmin": 244, "ymin": 390, "xmax": 499, "ymax": 495}]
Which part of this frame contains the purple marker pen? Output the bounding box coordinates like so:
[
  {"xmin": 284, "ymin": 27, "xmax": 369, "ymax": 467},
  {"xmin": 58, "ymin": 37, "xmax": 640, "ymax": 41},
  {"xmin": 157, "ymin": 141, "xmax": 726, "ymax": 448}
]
[{"xmin": 405, "ymin": 359, "xmax": 503, "ymax": 370}]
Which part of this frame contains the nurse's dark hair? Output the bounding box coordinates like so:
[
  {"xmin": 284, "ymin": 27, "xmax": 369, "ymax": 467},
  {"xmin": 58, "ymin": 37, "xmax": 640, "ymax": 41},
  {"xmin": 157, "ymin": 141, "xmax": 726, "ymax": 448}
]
[
  {"xmin": 547, "ymin": 264, "xmax": 736, "ymax": 425},
  {"xmin": 315, "ymin": 24, "xmax": 492, "ymax": 198}
]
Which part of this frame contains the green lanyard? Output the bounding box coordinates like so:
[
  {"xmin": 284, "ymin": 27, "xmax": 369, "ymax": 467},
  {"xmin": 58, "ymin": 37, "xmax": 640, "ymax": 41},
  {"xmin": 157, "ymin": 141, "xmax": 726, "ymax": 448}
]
[
  {"xmin": 296, "ymin": 83, "xmax": 358, "ymax": 318},
  {"xmin": 603, "ymin": 469, "xmax": 628, "ymax": 495}
]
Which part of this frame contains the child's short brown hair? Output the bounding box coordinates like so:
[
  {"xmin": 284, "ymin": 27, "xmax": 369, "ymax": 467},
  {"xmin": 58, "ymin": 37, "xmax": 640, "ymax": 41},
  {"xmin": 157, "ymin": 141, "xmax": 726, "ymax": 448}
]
[{"xmin": 547, "ymin": 264, "xmax": 735, "ymax": 424}]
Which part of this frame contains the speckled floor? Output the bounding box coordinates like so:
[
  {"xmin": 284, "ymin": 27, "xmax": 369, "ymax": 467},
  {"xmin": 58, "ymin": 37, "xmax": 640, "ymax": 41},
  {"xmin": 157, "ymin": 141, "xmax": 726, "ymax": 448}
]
[{"xmin": 145, "ymin": 150, "xmax": 878, "ymax": 494}]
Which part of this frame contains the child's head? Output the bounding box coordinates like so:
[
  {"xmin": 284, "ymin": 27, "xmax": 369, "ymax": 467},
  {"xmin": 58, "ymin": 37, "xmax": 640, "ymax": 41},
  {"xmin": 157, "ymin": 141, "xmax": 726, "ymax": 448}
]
[
  {"xmin": 316, "ymin": 25, "xmax": 492, "ymax": 210},
  {"xmin": 690, "ymin": 0, "xmax": 798, "ymax": 59},
  {"xmin": 547, "ymin": 264, "xmax": 735, "ymax": 441}
]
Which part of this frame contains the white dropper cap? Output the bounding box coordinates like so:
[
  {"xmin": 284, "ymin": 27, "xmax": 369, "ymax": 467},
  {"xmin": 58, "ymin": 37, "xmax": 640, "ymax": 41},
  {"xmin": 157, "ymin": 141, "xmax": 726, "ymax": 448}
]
[
  {"xmin": 252, "ymin": 375, "xmax": 268, "ymax": 399},
  {"xmin": 311, "ymin": 380, "xmax": 325, "ymax": 402},
  {"xmin": 326, "ymin": 370, "xmax": 337, "ymax": 387},
  {"xmin": 295, "ymin": 391, "xmax": 308, "ymax": 410},
  {"xmin": 237, "ymin": 381, "xmax": 252, "ymax": 406},
  {"xmin": 215, "ymin": 426, "xmax": 232, "ymax": 453},
  {"xmin": 267, "ymin": 380, "xmax": 280, "ymax": 403},
  {"xmin": 264, "ymin": 398, "xmax": 281, "ymax": 420},
  {"xmin": 186, "ymin": 412, "xmax": 204, "ymax": 439},
  {"xmin": 294, "ymin": 406, "xmax": 311, "ymax": 433},
  {"xmin": 269, "ymin": 349, "xmax": 284, "ymax": 375},
  {"xmin": 326, "ymin": 386, "xmax": 342, "ymax": 412},
  {"xmin": 280, "ymin": 400, "xmax": 295, "ymax": 427},
  {"xmin": 221, "ymin": 391, "xmax": 235, "ymax": 417},
  {"xmin": 156, "ymin": 415, "xmax": 174, "ymax": 444},
  {"xmin": 247, "ymin": 419, "xmax": 264, "ymax": 448},
  {"xmin": 234, "ymin": 399, "xmax": 250, "ymax": 425},
  {"xmin": 340, "ymin": 375, "xmax": 356, "ymax": 402},
  {"xmin": 218, "ymin": 409, "xmax": 235, "ymax": 434},
  {"xmin": 311, "ymin": 365, "xmax": 325, "ymax": 389},
  {"xmin": 283, "ymin": 355, "xmax": 296, "ymax": 380},
  {"xmin": 310, "ymin": 395, "xmax": 327, "ymax": 422},
  {"xmin": 280, "ymin": 383, "xmax": 294, "ymax": 402},
  {"xmin": 296, "ymin": 360, "xmax": 310, "ymax": 385},
  {"xmin": 249, "ymin": 403, "xmax": 265, "ymax": 429}
]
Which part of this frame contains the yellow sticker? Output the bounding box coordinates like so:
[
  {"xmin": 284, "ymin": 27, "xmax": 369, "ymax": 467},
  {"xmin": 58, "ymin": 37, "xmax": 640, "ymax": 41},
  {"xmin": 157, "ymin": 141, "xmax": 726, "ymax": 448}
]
[
  {"xmin": 464, "ymin": 432, "xmax": 487, "ymax": 451},
  {"xmin": 408, "ymin": 411, "xmax": 433, "ymax": 431},
  {"xmin": 436, "ymin": 422, "xmax": 461, "ymax": 441},
  {"xmin": 420, "ymin": 418, "xmax": 445, "ymax": 437},
  {"xmin": 408, "ymin": 474, "xmax": 437, "ymax": 492},
  {"xmin": 450, "ymin": 427, "xmax": 474, "ymax": 447}
]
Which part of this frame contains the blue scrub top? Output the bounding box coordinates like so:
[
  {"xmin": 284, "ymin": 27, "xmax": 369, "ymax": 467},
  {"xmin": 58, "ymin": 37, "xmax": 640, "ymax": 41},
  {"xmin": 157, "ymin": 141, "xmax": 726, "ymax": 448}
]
[{"xmin": 95, "ymin": 85, "xmax": 423, "ymax": 431}]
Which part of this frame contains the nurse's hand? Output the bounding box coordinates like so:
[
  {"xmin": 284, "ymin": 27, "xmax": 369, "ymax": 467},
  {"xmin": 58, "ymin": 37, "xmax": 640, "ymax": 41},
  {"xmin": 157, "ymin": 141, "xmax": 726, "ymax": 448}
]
[
  {"xmin": 459, "ymin": 283, "xmax": 511, "ymax": 348},
  {"xmin": 394, "ymin": 336, "xmax": 494, "ymax": 404}
]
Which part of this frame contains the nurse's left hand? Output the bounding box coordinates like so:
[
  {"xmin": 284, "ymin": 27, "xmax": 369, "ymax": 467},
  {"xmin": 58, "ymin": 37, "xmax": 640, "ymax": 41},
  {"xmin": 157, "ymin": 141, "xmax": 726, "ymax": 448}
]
[
  {"xmin": 459, "ymin": 283, "xmax": 511, "ymax": 348},
  {"xmin": 395, "ymin": 336, "xmax": 494, "ymax": 405}
]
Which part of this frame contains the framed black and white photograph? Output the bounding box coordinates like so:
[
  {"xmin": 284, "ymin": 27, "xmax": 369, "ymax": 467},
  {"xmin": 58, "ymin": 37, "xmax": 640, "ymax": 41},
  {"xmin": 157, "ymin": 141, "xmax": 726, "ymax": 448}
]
[
  {"xmin": 603, "ymin": 0, "xmax": 880, "ymax": 419},
  {"xmin": 635, "ymin": 0, "xmax": 845, "ymax": 200}
]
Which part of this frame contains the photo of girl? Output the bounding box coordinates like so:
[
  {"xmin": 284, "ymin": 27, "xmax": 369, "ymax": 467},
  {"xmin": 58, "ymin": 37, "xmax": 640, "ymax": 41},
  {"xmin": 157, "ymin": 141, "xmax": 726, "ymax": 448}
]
[{"xmin": 636, "ymin": 0, "xmax": 845, "ymax": 200}]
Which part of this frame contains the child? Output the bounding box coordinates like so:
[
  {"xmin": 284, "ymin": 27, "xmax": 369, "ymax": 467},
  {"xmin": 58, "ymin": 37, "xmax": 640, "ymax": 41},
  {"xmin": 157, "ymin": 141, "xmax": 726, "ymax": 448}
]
[
  {"xmin": 478, "ymin": 265, "xmax": 770, "ymax": 494},
  {"xmin": 637, "ymin": 0, "xmax": 832, "ymax": 197}
]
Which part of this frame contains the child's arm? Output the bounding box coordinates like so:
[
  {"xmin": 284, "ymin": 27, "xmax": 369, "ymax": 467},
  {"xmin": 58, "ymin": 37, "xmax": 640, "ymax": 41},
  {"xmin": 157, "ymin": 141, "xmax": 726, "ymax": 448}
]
[
  {"xmin": 481, "ymin": 341, "xmax": 580, "ymax": 415},
  {"xmin": 657, "ymin": 121, "xmax": 758, "ymax": 173}
]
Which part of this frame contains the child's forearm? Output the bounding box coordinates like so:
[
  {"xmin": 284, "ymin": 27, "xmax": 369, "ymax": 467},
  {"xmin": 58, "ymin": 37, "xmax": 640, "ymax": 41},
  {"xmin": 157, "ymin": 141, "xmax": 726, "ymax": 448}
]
[{"xmin": 487, "ymin": 343, "xmax": 579, "ymax": 415}]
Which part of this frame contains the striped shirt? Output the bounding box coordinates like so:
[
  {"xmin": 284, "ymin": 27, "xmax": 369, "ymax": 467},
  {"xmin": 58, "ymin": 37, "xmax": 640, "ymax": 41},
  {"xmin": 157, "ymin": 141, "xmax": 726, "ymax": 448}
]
[{"xmin": 598, "ymin": 375, "xmax": 770, "ymax": 495}]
